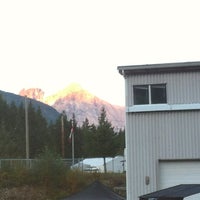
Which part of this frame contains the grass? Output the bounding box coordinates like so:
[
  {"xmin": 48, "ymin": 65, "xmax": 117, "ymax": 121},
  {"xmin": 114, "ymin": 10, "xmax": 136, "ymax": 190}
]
[
  {"xmin": 0, "ymin": 170, "xmax": 126, "ymax": 199},
  {"xmin": 0, "ymin": 149, "xmax": 126, "ymax": 199}
]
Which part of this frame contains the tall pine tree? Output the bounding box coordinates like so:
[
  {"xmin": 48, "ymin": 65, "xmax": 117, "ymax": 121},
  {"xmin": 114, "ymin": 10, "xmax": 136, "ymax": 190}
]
[{"xmin": 95, "ymin": 107, "xmax": 117, "ymax": 173}]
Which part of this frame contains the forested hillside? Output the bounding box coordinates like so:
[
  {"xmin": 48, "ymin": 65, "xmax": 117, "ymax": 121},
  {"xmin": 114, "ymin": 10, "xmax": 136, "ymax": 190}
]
[
  {"xmin": 0, "ymin": 90, "xmax": 59, "ymax": 123},
  {"xmin": 0, "ymin": 94, "xmax": 125, "ymax": 159}
]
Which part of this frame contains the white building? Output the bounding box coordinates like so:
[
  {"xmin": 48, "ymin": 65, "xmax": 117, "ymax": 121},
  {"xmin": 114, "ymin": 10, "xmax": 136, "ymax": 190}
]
[
  {"xmin": 98, "ymin": 156, "xmax": 126, "ymax": 173},
  {"xmin": 118, "ymin": 62, "xmax": 200, "ymax": 200},
  {"xmin": 72, "ymin": 156, "xmax": 125, "ymax": 173}
]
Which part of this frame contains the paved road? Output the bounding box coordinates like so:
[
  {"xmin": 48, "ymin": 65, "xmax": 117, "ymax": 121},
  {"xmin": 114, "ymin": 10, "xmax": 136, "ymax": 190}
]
[{"xmin": 62, "ymin": 181, "xmax": 125, "ymax": 200}]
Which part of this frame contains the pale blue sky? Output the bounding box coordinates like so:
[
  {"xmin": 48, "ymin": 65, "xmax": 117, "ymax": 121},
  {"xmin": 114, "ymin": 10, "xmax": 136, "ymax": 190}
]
[{"xmin": 0, "ymin": 0, "xmax": 200, "ymax": 106}]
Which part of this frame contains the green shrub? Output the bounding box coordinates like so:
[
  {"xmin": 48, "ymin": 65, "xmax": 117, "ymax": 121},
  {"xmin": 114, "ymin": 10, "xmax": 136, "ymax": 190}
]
[{"xmin": 31, "ymin": 147, "xmax": 68, "ymax": 188}]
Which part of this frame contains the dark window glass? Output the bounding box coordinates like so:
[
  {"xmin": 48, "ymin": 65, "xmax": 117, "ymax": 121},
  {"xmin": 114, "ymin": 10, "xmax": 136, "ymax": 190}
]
[
  {"xmin": 151, "ymin": 84, "xmax": 167, "ymax": 104},
  {"xmin": 133, "ymin": 85, "xmax": 149, "ymax": 105}
]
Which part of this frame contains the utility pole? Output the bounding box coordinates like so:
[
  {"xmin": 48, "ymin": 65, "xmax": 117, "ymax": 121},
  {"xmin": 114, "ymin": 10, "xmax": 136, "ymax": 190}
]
[{"xmin": 25, "ymin": 96, "xmax": 29, "ymax": 159}]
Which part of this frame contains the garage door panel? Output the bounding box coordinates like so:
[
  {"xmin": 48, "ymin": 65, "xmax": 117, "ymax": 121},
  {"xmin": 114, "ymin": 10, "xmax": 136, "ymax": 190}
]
[{"xmin": 159, "ymin": 161, "xmax": 200, "ymax": 200}]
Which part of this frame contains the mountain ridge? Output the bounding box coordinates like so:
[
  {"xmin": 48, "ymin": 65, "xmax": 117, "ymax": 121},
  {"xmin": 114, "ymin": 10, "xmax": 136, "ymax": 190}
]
[
  {"xmin": 19, "ymin": 83, "xmax": 125, "ymax": 129},
  {"xmin": 0, "ymin": 90, "xmax": 60, "ymax": 123},
  {"xmin": 44, "ymin": 83, "xmax": 96, "ymax": 106}
]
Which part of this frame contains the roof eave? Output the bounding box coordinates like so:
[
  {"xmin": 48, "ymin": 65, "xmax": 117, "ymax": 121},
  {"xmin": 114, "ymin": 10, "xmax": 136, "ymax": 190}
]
[{"xmin": 117, "ymin": 61, "xmax": 200, "ymax": 76}]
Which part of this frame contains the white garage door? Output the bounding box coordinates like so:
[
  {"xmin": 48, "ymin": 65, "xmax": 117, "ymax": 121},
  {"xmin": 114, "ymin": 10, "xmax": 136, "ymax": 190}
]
[{"xmin": 159, "ymin": 161, "xmax": 200, "ymax": 200}]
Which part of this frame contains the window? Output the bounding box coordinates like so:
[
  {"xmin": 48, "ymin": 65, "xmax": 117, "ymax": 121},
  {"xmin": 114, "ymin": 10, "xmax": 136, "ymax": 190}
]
[
  {"xmin": 133, "ymin": 85, "xmax": 149, "ymax": 105},
  {"xmin": 151, "ymin": 84, "xmax": 166, "ymax": 104},
  {"xmin": 133, "ymin": 84, "xmax": 167, "ymax": 105}
]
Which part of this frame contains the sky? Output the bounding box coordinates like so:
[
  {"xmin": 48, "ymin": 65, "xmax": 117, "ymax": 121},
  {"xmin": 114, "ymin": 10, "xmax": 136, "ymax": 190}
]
[{"xmin": 1, "ymin": 0, "xmax": 200, "ymax": 106}]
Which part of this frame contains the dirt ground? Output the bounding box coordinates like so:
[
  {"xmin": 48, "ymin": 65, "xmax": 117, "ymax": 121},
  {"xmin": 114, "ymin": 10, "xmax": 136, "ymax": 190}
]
[{"xmin": 0, "ymin": 186, "xmax": 50, "ymax": 200}]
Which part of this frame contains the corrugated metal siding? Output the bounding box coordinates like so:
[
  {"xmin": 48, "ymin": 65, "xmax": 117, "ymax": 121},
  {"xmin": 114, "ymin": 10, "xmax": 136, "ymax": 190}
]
[
  {"xmin": 125, "ymin": 70, "xmax": 200, "ymax": 200},
  {"xmin": 126, "ymin": 71, "xmax": 200, "ymax": 106},
  {"xmin": 126, "ymin": 110, "xmax": 200, "ymax": 200}
]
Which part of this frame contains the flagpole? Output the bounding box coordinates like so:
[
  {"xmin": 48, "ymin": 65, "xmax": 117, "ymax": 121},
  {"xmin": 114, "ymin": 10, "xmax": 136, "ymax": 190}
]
[
  {"xmin": 72, "ymin": 120, "xmax": 75, "ymax": 166},
  {"xmin": 61, "ymin": 114, "xmax": 65, "ymax": 158}
]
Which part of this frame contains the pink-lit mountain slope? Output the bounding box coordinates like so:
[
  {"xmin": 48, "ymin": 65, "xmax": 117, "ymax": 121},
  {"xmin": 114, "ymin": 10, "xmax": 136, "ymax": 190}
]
[
  {"xmin": 19, "ymin": 84, "xmax": 125, "ymax": 130},
  {"xmin": 19, "ymin": 88, "xmax": 44, "ymax": 102}
]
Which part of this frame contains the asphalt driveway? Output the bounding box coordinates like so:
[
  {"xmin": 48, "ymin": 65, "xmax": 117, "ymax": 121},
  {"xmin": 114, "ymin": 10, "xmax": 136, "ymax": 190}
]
[{"xmin": 62, "ymin": 181, "xmax": 125, "ymax": 200}]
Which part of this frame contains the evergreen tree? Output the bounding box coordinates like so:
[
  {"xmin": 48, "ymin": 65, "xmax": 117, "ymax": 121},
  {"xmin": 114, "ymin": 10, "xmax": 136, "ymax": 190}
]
[
  {"xmin": 94, "ymin": 107, "xmax": 117, "ymax": 173},
  {"xmin": 114, "ymin": 128, "xmax": 125, "ymax": 156},
  {"xmin": 0, "ymin": 98, "xmax": 20, "ymax": 157},
  {"xmin": 81, "ymin": 118, "xmax": 96, "ymax": 157},
  {"xmin": 28, "ymin": 101, "xmax": 48, "ymax": 158},
  {"xmin": 15, "ymin": 103, "xmax": 26, "ymax": 157},
  {"xmin": 0, "ymin": 120, "xmax": 12, "ymax": 157},
  {"xmin": 47, "ymin": 118, "xmax": 62, "ymax": 155},
  {"xmin": 0, "ymin": 95, "xmax": 8, "ymax": 123}
]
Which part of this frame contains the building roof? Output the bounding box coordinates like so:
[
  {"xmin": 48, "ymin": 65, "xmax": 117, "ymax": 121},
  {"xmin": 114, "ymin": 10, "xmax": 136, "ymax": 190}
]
[
  {"xmin": 62, "ymin": 180, "xmax": 125, "ymax": 200},
  {"xmin": 118, "ymin": 61, "xmax": 200, "ymax": 76},
  {"xmin": 139, "ymin": 184, "xmax": 200, "ymax": 200}
]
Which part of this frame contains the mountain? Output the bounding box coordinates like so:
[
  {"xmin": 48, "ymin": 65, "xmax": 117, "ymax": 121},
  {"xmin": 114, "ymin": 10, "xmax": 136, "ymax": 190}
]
[
  {"xmin": 19, "ymin": 88, "xmax": 44, "ymax": 102},
  {"xmin": 19, "ymin": 83, "xmax": 125, "ymax": 129},
  {"xmin": 0, "ymin": 90, "xmax": 60, "ymax": 123}
]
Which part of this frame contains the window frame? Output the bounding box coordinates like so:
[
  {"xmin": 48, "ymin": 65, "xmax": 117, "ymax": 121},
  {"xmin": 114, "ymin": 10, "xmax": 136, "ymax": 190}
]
[{"xmin": 133, "ymin": 83, "xmax": 167, "ymax": 105}]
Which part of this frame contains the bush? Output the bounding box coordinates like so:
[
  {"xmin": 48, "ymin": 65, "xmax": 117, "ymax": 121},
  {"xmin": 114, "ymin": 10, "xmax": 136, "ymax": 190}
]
[{"xmin": 31, "ymin": 147, "xmax": 68, "ymax": 188}]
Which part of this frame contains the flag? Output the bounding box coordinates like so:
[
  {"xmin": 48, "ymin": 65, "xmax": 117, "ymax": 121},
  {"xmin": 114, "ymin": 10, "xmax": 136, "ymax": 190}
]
[{"xmin": 68, "ymin": 126, "xmax": 74, "ymax": 143}]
